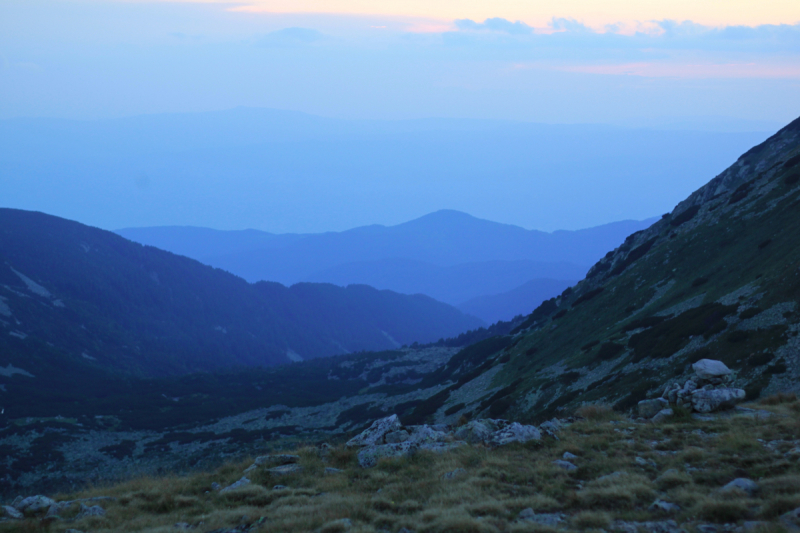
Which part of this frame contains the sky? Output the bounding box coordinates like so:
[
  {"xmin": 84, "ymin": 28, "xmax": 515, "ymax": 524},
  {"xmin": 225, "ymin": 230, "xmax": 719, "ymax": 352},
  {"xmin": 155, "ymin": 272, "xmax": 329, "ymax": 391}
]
[
  {"xmin": 1, "ymin": 0, "xmax": 799, "ymax": 124},
  {"xmin": 0, "ymin": 1, "xmax": 799, "ymax": 233}
]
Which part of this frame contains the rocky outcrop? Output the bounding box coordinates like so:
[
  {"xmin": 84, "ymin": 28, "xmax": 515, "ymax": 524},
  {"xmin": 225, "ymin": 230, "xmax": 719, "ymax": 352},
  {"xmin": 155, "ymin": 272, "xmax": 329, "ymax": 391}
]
[
  {"xmin": 346, "ymin": 415, "xmax": 553, "ymax": 468},
  {"xmin": 639, "ymin": 360, "xmax": 745, "ymax": 419}
]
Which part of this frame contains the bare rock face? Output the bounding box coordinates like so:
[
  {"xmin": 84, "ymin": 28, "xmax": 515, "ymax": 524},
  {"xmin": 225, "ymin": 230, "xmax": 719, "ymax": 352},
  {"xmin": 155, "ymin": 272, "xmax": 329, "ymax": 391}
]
[
  {"xmin": 692, "ymin": 359, "xmax": 732, "ymax": 380},
  {"xmin": 346, "ymin": 415, "xmax": 402, "ymax": 447},
  {"xmin": 691, "ymin": 388, "xmax": 746, "ymax": 413}
]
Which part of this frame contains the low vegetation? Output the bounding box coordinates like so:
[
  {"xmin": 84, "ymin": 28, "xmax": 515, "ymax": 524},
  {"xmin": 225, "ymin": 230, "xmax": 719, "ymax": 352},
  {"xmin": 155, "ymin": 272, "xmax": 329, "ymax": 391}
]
[{"xmin": 4, "ymin": 396, "xmax": 799, "ymax": 532}]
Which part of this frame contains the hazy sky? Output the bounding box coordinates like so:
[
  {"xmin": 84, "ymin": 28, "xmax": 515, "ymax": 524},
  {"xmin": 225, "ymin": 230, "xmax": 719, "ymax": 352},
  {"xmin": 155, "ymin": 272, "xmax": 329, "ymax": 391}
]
[{"xmin": 1, "ymin": 0, "xmax": 799, "ymax": 124}]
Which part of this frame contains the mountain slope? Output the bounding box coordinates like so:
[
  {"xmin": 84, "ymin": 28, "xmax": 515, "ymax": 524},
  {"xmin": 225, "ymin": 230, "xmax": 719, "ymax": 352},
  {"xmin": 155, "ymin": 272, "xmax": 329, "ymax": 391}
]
[
  {"xmin": 404, "ymin": 115, "xmax": 800, "ymax": 424},
  {"xmin": 0, "ymin": 209, "xmax": 483, "ymax": 379},
  {"xmin": 457, "ymin": 278, "xmax": 577, "ymax": 324}
]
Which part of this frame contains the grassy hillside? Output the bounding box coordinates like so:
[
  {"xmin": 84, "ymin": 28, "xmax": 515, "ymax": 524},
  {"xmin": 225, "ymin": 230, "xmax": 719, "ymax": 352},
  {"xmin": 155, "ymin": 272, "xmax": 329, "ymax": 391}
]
[
  {"xmin": 435, "ymin": 116, "xmax": 800, "ymax": 423},
  {"xmin": 2, "ymin": 396, "xmax": 798, "ymax": 532}
]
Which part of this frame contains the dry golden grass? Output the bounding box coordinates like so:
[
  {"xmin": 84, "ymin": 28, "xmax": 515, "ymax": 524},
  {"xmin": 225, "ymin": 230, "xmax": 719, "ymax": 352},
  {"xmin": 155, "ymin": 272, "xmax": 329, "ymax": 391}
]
[{"xmin": 2, "ymin": 396, "xmax": 800, "ymax": 532}]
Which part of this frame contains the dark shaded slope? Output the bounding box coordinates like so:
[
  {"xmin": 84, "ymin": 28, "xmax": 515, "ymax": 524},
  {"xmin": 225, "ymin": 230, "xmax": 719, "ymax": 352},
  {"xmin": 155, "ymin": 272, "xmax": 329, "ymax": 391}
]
[
  {"xmin": 0, "ymin": 209, "xmax": 482, "ymax": 379},
  {"xmin": 413, "ymin": 116, "xmax": 800, "ymax": 422}
]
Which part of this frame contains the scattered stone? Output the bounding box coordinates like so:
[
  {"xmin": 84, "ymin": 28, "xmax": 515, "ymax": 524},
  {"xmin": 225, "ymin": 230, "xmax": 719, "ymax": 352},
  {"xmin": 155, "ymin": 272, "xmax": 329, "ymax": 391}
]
[
  {"xmin": 346, "ymin": 415, "xmax": 402, "ymax": 447},
  {"xmin": 268, "ymin": 464, "xmax": 303, "ymax": 476},
  {"xmin": 696, "ymin": 525, "xmax": 719, "ymax": 533},
  {"xmin": 691, "ymin": 389, "xmax": 746, "ymax": 413},
  {"xmin": 357, "ymin": 442, "xmax": 414, "ymax": 468},
  {"xmin": 220, "ymin": 477, "xmax": 251, "ymax": 493},
  {"xmin": 639, "ymin": 398, "xmax": 670, "ymax": 418},
  {"xmin": 721, "ymin": 478, "xmax": 759, "ymax": 496},
  {"xmin": 562, "ymin": 451, "xmax": 578, "ymax": 460},
  {"xmin": 324, "ymin": 467, "xmax": 343, "ymax": 475},
  {"xmin": 737, "ymin": 522, "xmax": 771, "ymax": 532},
  {"xmin": 552, "ymin": 460, "xmax": 577, "ymax": 471},
  {"xmin": 651, "ymin": 409, "xmax": 674, "ymax": 424},
  {"xmin": 175, "ymin": 523, "xmax": 192, "ymax": 530},
  {"xmin": 539, "ymin": 418, "xmax": 566, "ymax": 439},
  {"xmin": 693, "ymin": 359, "xmax": 732, "ymax": 380},
  {"xmin": 441, "ymin": 468, "xmax": 466, "ymax": 480},
  {"xmin": 211, "ymin": 482, "xmax": 221, "ymax": 491},
  {"xmin": 649, "ymin": 499, "xmax": 681, "ymax": 514},
  {"xmin": 611, "ymin": 519, "xmax": 685, "ymax": 533},
  {"xmin": 2, "ymin": 505, "xmax": 23, "ymax": 519},
  {"xmin": 518, "ymin": 508, "xmax": 565, "ymax": 526},
  {"xmin": 273, "ymin": 485, "xmax": 287, "ymax": 490}
]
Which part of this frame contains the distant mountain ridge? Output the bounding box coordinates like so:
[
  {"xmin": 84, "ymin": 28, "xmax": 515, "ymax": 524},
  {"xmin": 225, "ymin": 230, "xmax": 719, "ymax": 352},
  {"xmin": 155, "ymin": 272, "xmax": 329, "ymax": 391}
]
[
  {"xmin": 0, "ymin": 208, "xmax": 483, "ymax": 380},
  {"xmin": 117, "ymin": 212, "xmax": 655, "ymax": 321}
]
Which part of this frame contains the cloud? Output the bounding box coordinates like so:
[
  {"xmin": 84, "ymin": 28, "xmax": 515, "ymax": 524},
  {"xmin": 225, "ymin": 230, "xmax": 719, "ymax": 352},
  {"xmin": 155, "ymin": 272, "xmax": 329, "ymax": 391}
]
[
  {"xmin": 550, "ymin": 18, "xmax": 592, "ymax": 33},
  {"xmin": 256, "ymin": 27, "xmax": 327, "ymax": 47},
  {"xmin": 454, "ymin": 18, "xmax": 532, "ymax": 35}
]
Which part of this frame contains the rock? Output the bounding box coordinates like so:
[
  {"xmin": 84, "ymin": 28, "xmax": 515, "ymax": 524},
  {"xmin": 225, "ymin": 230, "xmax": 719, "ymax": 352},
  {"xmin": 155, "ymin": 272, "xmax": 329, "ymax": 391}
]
[
  {"xmin": 441, "ymin": 468, "xmax": 466, "ymax": 480},
  {"xmin": 539, "ymin": 418, "xmax": 565, "ymax": 438},
  {"xmin": 357, "ymin": 442, "xmax": 414, "ymax": 468},
  {"xmin": 651, "ymin": 409, "xmax": 674, "ymax": 424},
  {"xmin": 273, "ymin": 485, "xmax": 287, "ymax": 490},
  {"xmin": 175, "ymin": 523, "xmax": 192, "ymax": 529},
  {"xmin": 721, "ymin": 478, "xmax": 759, "ymax": 496},
  {"xmin": 553, "ymin": 460, "xmax": 577, "ymax": 471},
  {"xmin": 384, "ymin": 430, "xmax": 410, "ymax": 444},
  {"xmin": 220, "ymin": 476, "xmax": 251, "ymax": 493},
  {"xmin": 268, "ymin": 464, "xmax": 303, "ymax": 476},
  {"xmin": 649, "ymin": 499, "xmax": 681, "ymax": 513},
  {"xmin": 693, "ymin": 359, "xmax": 732, "ymax": 380},
  {"xmin": 683, "ymin": 380, "xmax": 698, "ymax": 392},
  {"xmin": 453, "ymin": 419, "xmax": 505, "ymax": 444},
  {"xmin": 16, "ymin": 495, "xmax": 56, "ymax": 515},
  {"xmin": 737, "ymin": 521, "xmax": 771, "ymax": 532},
  {"xmin": 324, "ymin": 467, "xmax": 343, "ymax": 475},
  {"xmin": 489, "ymin": 422, "xmax": 541, "ymax": 446},
  {"xmin": 76, "ymin": 504, "xmax": 106, "ymax": 518},
  {"xmin": 418, "ymin": 441, "xmax": 466, "ymax": 454},
  {"xmin": 780, "ymin": 507, "xmax": 800, "ymax": 531},
  {"xmin": 691, "ymin": 388, "xmax": 746, "ymax": 413},
  {"xmin": 518, "ymin": 508, "xmax": 536, "ymax": 520},
  {"xmin": 407, "ymin": 425, "xmax": 448, "ymax": 445},
  {"xmin": 211, "ymin": 482, "xmax": 221, "ymax": 491},
  {"xmin": 562, "ymin": 451, "xmax": 578, "ymax": 460},
  {"xmin": 346, "ymin": 415, "xmax": 402, "ymax": 447},
  {"xmin": 639, "ymin": 399, "xmax": 669, "ymax": 418},
  {"xmin": 397, "ymin": 529, "xmax": 415, "ymax": 533},
  {"xmin": 2, "ymin": 505, "xmax": 23, "ymax": 519}
]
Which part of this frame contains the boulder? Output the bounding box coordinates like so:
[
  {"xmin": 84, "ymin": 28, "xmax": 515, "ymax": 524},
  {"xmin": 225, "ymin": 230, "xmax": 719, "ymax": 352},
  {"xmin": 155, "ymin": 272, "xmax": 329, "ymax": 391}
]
[
  {"xmin": 324, "ymin": 467, "xmax": 343, "ymax": 475},
  {"xmin": 357, "ymin": 442, "xmax": 414, "ymax": 468},
  {"xmin": 219, "ymin": 476, "xmax": 251, "ymax": 493},
  {"xmin": 453, "ymin": 419, "xmax": 505, "ymax": 444},
  {"xmin": 346, "ymin": 415, "xmax": 402, "ymax": 447},
  {"xmin": 692, "ymin": 359, "xmax": 732, "ymax": 380},
  {"xmin": 649, "ymin": 499, "xmax": 681, "ymax": 513},
  {"xmin": 562, "ymin": 452, "xmax": 578, "ymax": 460},
  {"xmin": 407, "ymin": 425, "xmax": 448, "ymax": 445},
  {"xmin": 779, "ymin": 507, "xmax": 800, "ymax": 531},
  {"xmin": 2, "ymin": 505, "xmax": 23, "ymax": 519},
  {"xmin": 518, "ymin": 508, "xmax": 565, "ymax": 526},
  {"xmin": 489, "ymin": 422, "xmax": 541, "ymax": 447},
  {"xmin": 721, "ymin": 478, "xmax": 759, "ymax": 496},
  {"xmin": 691, "ymin": 388, "xmax": 745, "ymax": 413},
  {"xmin": 638, "ymin": 399, "xmax": 669, "ymax": 418},
  {"xmin": 651, "ymin": 409, "xmax": 674, "ymax": 424},
  {"xmin": 553, "ymin": 460, "xmax": 577, "ymax": 471},
  {"xmin": 15, "ymin": 495, "xmax": 56, "ymax": 516}
]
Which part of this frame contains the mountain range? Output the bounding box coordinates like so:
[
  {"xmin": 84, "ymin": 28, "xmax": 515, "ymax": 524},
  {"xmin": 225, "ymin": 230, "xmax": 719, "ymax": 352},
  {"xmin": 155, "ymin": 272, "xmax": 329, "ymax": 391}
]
[
  {"xmin": 0, "ymin": 208, "xmax": 483, "ymax": 379},
  {"xmin": 117, "ymin": 211, "xmax": 655, "ymax": 322}
]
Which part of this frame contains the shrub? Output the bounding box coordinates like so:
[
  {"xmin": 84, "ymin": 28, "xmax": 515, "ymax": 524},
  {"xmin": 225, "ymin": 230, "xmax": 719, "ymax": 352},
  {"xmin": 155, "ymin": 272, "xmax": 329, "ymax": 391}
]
[
  {"xmin": 727, "ymin": 330, "xmax": 750, "ymax": 343},
  {"xmin": 691, "ymin": 276, "xmax": 709, "ymax": 287},
  {"xmin": 596, "ymin": 342, "xmax": 625, "ymax": 361},
  {"xmin": 740, "ymin": 307, "xmax": 763, "ymax": 319},
  {"xmin": 572, "ymin": 288, "xmax": 605, "ymax": 307}
]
